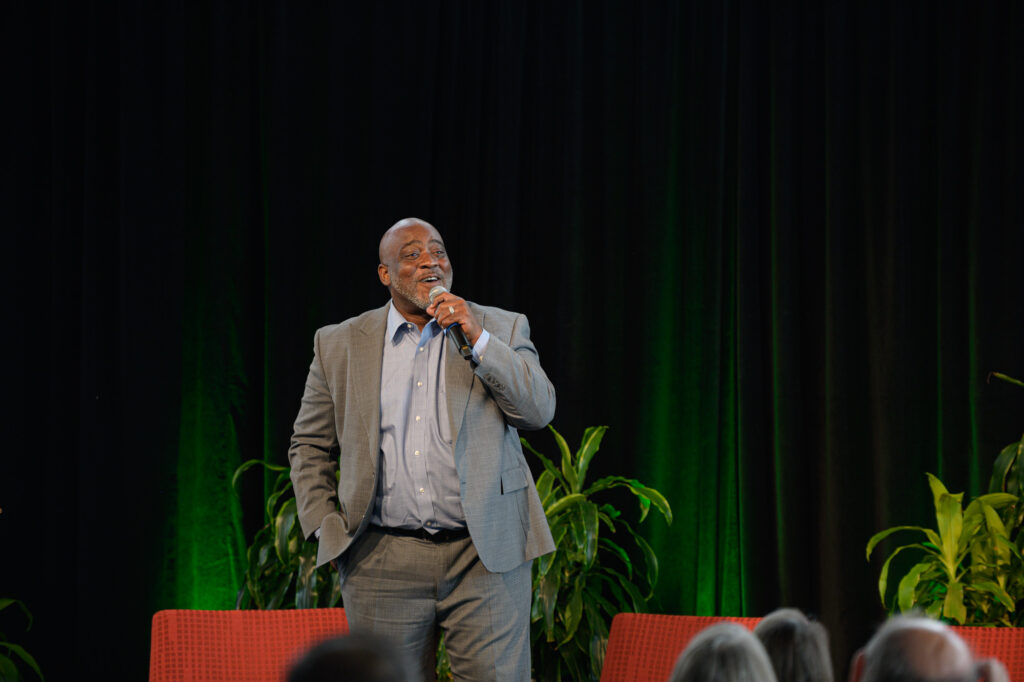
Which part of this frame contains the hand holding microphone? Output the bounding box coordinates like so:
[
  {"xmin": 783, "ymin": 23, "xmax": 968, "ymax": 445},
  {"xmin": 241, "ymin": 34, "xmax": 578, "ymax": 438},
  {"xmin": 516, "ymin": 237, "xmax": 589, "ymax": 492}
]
[{"xmin": 428, "ymin": 285, "xmax": 476, "ymax": 359}]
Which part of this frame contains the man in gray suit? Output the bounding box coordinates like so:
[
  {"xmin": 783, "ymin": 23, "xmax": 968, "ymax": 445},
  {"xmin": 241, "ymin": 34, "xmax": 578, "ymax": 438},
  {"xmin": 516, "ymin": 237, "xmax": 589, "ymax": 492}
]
[{"xmin": 288, "ymin": 218, "xmax": 556, "ymax": 681}]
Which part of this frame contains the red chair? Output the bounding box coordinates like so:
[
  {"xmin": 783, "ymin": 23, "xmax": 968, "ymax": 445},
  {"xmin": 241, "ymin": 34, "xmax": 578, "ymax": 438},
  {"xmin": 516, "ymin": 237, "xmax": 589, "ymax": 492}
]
[
  {"xmin": 952, "ymin": 626, "xmax": 1024, "ymax": 681},
  {"xmin": 600, "ymin": 613, "xmax": 761, "ymax": 682},
  {"xmin": 149, "ymin": 609, "xmax": 349, "ymax": 681}
]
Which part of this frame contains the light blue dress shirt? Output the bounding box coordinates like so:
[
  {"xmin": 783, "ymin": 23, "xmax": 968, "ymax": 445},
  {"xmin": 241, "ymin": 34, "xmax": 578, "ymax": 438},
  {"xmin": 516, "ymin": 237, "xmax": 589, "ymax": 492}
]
[{"xmin": 369, "ymin": 303, "xmax": 489, "ymax": 531}]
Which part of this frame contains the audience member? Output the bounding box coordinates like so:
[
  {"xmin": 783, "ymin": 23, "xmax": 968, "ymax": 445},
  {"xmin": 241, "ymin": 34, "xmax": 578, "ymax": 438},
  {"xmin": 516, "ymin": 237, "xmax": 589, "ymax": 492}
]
[
  {"xmin": 754, "ymin": 607, "xmax": 834, "ymax": 682},
  {"xmin": 287, "ymin": 631, "xmax": 414, "ymax": 682},
  {"xmin": 849, "ymin": 614, "xmax": 1009, "ymax": 682},
  {"xmin": 669, "ymin": 622, "xmax": 778, "ymax": 682}
]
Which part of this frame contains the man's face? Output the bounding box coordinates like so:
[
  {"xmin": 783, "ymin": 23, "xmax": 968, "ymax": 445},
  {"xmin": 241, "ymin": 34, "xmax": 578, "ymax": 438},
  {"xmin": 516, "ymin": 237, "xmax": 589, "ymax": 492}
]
[{"xmin": 378, "ymin": 220, "xmax": 453, "ymax": 315}]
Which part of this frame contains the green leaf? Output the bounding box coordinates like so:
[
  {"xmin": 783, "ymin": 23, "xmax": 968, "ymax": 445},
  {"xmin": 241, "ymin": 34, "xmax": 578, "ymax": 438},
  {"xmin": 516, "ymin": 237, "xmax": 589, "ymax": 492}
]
[
  {"xmin": 866, "ymin": 525, "xmax": 931, "ymax": 560},
  {"xmin": 876, "ymin": 543, "xmax": 940, "ymax": 607},
  {"xmin": 989, "ymin": 372, "xmax": 1024, "ymax": 389},
  {"xmin": 624, "ymin": 525, "xmax": 660, "ymax": 594},
  {"xmin": 927, "ymin": 473, "xmax": 964, "ymax": 567},
  {"xmin": 0, "ymin": 655, "xmax": 20, "ymax": 681},
  {"xmin": 274, "ymin": 497, "xmax": 298, "ymax": 564},
  {"xmin": 549, "ymin": 425, "xmax": 579, "ymax": 493},
  {"xmin": 586, "ymin": 476, "xmax": 673, "ymax": 525},
  {"xmin": 546, "ymin": 494, "xmax": 587, "ymax": 519},
  {"xmin": 599, "ymin": 537, "xmax": 632, "ymax": 573},
  {"xmin": 969, "ymin": 581, "xmax": 1016, "ymax": 612},
  {"xmin": 943, "ymin": 581, "xmax": 966, "ymax": 624},
  {"xmin": 1, "ymin": 642, "xmax": 44, "ymax": 681},
  {"xmin": 295, "ymin": 553, "xmax": 319, "ymax": 609},
  {"xmin": 538, "ymin": 573, "xmax": 561, "ymax": 642},
  {"xmin": 990, "ymin": 438, "xmax": 1024, "ymax": 494},
  {"xmin": 522, "ymin": 436, "xmax": 568, "ymax": 491},
  {"xmin": 581, "ymin": 501, "xmax": 599, "ymax": 568},
  {"xmin": 897, "ymin": 562, "xmax": 932, "ymax": 612},
  {"xmin": 574, "ymin": 426, "xmax": 608, "ymax": 493},
  {"xmin": 0, "ymin": 600, "xmax": 31, "ymax": 631},
  {"xmin": 232, "ymin": 458, "xmax": 288, "ymax": 491},
  {"xmin": 536, "ymin": 470, "xmax": 555, "ymax": 508},
  {"xmin": 560, "ymin": 579, "xmax": 584, "ymax": 645}
]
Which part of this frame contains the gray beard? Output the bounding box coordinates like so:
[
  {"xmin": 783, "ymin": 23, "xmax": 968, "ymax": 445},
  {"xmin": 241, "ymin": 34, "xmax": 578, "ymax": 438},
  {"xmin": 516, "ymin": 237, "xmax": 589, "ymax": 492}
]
[{"xmin": 393, "ymin": 275, "xmax": 452, "ymax": 311}]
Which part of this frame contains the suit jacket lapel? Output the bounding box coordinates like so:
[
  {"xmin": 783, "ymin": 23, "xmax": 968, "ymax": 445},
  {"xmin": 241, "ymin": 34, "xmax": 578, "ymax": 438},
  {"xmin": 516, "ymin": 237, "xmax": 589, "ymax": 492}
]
[{"xmin": 351, "ymin": 304, "xmax": 388, "ymax": 460}]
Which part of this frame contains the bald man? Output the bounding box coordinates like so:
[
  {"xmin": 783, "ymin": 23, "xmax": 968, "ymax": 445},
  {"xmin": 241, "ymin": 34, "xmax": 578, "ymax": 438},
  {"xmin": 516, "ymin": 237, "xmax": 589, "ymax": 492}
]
[
  {"xmin": 850, "ymin": 615, "xmax": 1008, "ymax": 682},
  {"xmin": 288, "ymin": 218, "xmax": 556, "ymax": 681}
]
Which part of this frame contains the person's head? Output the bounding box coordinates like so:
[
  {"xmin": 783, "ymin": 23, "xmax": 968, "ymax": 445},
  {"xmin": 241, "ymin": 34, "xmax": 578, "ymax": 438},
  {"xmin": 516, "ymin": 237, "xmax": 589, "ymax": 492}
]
[
  {"xmin": 849, "ymin": 614, "xmax": 1009, "ymax": 682},
  {"xmin": 377, "ymin": 217, "xmax": 453, "ymax": 319},
  {"xmin": 287, "ymin": 632, "xmax": 413, "ymax": 682},
  {"xmin": 754, "ymin": 607, "xmax": 834, "ymax": 682},
  {"xmin": 669, "ymin": 622, "xmax": 778, "ymax": 682}
]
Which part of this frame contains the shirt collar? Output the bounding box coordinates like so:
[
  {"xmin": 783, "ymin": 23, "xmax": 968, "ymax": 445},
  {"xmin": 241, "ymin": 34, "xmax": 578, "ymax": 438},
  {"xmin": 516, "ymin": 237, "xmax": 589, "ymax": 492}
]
[{"xmin": 386, "ymin": 301, "xmax": 439, "ymax": 344}]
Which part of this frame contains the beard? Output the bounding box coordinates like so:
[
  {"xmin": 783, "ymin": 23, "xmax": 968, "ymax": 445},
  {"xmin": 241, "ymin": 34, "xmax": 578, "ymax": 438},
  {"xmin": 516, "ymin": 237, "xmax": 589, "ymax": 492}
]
[{"xmin": 392, "ymin": 273, "xmax": 453, "ymax": 311}]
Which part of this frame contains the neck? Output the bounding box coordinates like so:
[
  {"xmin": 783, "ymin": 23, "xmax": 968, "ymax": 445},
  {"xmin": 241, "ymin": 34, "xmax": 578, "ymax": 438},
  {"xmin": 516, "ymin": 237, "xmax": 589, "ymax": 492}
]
[{"xmin": 393, "ymin": 300, "xmax": 431, "ymax": 331}]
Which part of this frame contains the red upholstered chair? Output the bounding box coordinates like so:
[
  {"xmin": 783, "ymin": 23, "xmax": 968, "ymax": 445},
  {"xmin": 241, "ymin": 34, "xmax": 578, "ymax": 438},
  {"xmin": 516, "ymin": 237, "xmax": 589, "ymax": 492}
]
[
  {"xmin": 149, "ymin": 609, "xmax": 349, "ymax": 681},
  {"xmin": 600, "ymin": 613, "xmax": 762, "ymax": 682},
  {"xmin": 952, "ymin": 626, "xmax": 1024, "ymax": 682}
]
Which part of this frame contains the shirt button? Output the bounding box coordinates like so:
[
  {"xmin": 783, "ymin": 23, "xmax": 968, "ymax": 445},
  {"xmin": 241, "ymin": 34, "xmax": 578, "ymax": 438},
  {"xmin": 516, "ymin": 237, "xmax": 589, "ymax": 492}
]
[
  {"xmin": 419, "ymin": 347, "xmax": 424, "ymax": 353},
  {"xmin": 419, "ymin": 488, "xmax": 425, "ymax": 494},
  {"xmin": 415, "ymin": 415, "xmax": 421, "ymax": 422},
  {"xmin": 414, "ymin": 450, "xmax": 421, "ymax": 456},
  {"xmin": 417, "ymin": 381, "xmax": 423, "ymax": 387}
]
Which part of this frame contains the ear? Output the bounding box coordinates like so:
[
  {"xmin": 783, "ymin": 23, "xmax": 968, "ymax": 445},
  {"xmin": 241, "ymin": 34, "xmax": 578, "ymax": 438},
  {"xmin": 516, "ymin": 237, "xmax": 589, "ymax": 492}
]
[
  {"xmin": 378, "ymin": 263, "xmax": 390, "ymax": 286},
  {"xmin": 849, "ymin": 649, "xmax": 865, "ymax": 682}
]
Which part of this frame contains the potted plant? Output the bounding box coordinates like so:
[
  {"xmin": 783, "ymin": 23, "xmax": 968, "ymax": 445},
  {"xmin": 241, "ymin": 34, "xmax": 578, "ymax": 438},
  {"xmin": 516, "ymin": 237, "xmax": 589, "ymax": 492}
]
[
  {"xmin": 866, "ymin": 372, "xmax": 1024, "ymax": 625},
  {"xmin": 523, "ymin": 425, "xmax": 673, "ymax": 681}
]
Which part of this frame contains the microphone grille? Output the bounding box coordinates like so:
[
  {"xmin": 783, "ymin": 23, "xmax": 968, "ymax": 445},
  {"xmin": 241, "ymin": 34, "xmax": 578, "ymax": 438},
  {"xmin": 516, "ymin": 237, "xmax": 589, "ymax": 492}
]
[{"xmin": 428, "ymin": 285, "xmax": 448, "ymax": 303}]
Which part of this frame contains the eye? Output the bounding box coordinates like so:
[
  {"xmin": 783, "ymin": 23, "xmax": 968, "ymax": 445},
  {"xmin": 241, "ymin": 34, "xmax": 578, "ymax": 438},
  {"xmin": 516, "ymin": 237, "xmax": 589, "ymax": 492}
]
[
  {"xmin": 433, "ymin": 249, "xmax": 447, "ymax": 258},
  {"xmin": 403, "ymin": 251, "xmax": 420, "ymax": 260}
]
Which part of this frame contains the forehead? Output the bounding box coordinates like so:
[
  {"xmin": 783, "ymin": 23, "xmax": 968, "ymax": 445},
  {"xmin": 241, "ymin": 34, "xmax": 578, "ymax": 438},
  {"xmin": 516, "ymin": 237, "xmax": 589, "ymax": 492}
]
[{"xmin": 387, "ymin": 224, "xmax": 444, "ymax": 252}]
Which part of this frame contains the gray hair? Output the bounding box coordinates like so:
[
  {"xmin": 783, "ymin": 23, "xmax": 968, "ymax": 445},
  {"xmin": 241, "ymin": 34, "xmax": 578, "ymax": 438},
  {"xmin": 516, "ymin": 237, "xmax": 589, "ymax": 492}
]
[
  {"xmin": 754, "ymin": 608, "xmax": 834, "ymax": 682},
  {"xmin": 669, "ymin": 622, "xmax": 779, "ymax": 682},
  {"xmin": 859, "ymin": 615, "xmax": 1009, "ymax": 682}
]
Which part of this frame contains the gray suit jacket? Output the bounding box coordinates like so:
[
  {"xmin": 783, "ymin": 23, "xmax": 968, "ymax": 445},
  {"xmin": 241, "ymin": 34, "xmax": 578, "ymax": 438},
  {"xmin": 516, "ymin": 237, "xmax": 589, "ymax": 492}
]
[{"xmin": 288, "ymin": 301, "xmax": 557, "ymax": 572}]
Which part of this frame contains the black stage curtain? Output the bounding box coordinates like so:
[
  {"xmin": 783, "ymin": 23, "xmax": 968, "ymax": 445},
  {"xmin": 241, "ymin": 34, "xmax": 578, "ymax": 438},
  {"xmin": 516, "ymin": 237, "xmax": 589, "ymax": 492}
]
[{"xmin": 2, "ymin": 2, "xmax": 1022, "ymax": 679}]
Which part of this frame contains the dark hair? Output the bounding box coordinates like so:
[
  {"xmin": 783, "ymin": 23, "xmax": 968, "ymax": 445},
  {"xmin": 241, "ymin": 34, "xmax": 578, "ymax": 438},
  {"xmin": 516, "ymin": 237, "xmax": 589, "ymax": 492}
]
[
  {"xmin": 754, "ymin": 607, "xmax": 834, "ymax": 682},
  {"xmin": 669, "ymin": 622, "xmax": 778, "ymax": 682},
  {"xmin": 287, "ymin": 632, "xmax": 413, "ymax": 682}
]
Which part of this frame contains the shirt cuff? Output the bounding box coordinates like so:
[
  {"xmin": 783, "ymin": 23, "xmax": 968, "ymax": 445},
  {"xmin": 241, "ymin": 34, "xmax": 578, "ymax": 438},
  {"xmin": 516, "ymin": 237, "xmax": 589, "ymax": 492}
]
[{"xmin": 471, "ymin": 329, "xmax": 490, "ymax": 363}]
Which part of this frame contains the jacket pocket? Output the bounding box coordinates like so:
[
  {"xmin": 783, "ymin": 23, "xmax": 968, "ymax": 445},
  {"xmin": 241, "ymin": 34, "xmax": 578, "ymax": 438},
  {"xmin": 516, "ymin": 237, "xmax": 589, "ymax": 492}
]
[{"xmin": 501, "ymin": 466, "xmax": 528, "ymax": 494}]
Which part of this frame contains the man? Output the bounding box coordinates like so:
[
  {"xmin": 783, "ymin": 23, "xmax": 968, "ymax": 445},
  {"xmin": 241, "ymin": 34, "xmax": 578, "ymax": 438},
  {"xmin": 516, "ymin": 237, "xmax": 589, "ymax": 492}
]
[
  {"xmin": 288, "ymin": 218, "xmax": 556, "ymax": 681},
  {"xmin": 849, "ymin": 614, "xmax": 1009, "ymax": 682}
]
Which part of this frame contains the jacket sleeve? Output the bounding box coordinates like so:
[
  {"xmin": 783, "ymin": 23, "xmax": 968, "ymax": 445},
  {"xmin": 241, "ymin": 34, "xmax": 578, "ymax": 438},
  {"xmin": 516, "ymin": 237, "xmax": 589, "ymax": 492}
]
[{"xmin": 473, "ymin": 313, "xmax": 556, "ymax": 430}]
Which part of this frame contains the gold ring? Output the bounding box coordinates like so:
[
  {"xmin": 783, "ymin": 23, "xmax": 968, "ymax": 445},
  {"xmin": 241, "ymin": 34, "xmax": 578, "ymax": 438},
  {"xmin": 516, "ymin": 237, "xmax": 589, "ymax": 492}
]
[{"xmin": 448, "ymin": 306, "xmax": 455, "ymax": 314}]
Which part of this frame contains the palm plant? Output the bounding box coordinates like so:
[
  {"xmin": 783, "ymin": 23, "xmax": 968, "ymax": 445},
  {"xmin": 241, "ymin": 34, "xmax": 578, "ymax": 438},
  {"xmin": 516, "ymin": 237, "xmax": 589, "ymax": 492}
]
[
  {"xmin": 522, "ymin": 425, "xmax": 673, "ymax": 681},
  {"xmin": 866, "ymin": 473, "xmax": 1020, "ymax": 624}
]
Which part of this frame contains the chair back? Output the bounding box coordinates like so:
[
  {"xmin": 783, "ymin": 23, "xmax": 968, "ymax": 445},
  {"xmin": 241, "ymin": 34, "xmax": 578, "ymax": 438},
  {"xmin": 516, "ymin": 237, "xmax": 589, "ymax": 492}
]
[
  {"xmin": 149, "ymin": 608, "xmax": 349, "ymax": 681},
  {"xmin": 952, "ymin": 626, "xmax": 1024, "ymax": 681},
  {"xmin": 600, "ymin": 613, "xmax": 761, "ymax": 682}
]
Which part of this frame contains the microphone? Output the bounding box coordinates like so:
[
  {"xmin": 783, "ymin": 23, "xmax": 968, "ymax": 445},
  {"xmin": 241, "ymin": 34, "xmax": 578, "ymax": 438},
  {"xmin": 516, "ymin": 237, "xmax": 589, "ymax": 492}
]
[{"xmin": 428, "ymin": 285, "xmax": 474, "ymax": 359}]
